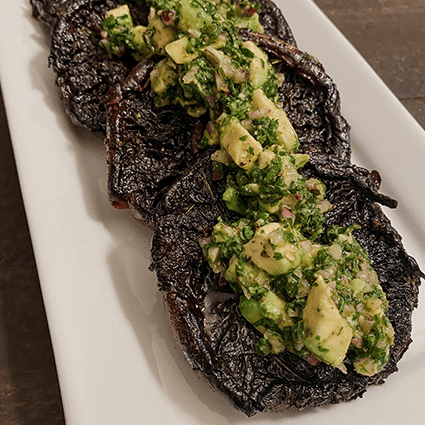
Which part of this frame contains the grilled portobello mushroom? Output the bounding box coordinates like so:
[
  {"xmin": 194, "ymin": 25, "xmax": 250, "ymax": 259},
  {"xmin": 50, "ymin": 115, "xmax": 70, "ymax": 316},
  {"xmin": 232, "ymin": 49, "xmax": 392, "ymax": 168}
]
[
  {"xmin": 30, "ymin": 0, "xmax": 71, "ymax": 28},
  {"xmin": 149, "ymin": 35, "xmax": 422, "ymax": 416}
]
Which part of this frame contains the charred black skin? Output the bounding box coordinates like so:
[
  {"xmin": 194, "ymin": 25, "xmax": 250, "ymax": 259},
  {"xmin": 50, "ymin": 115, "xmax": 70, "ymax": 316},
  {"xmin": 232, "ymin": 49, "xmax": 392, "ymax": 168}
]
[
  {"xmin": 150, "ymin": 37, "xmax": 422, "ymax": 416},
  {"xmin": 256, "ymin": 0, "xmax": 297, "ymax": 47},
  {"xmin": 30, "ymin": 0, "xmax": 71, "ymax": 28},
  {"xmin": 42, "ymin": 0, "xmax": 296, "ymax": 134},
  {"xmin": 105, "ymin": 57, "xmax": 202, "ymax": 225}
]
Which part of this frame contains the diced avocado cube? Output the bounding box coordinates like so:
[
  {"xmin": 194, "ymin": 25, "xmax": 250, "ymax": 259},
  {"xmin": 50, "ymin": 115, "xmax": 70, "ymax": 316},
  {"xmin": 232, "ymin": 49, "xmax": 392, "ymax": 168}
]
[
  {"xmin": 234, "ymin": 13, "xmax": 263, "ymax": 33},
  {"xmin": 292, "ymin": 153, "xmax": 310, "ymax": 169},
  {"xmin": 353, "ymin": 357, "xmax": 379, "ymax": 376},
  {"xmin": 148, "ymin": 13, "xmax": 176, "ymax": 54},
  {"xmin": 132, "ymin": 25, "xmax": 146, "ymax": 43},
  {"xmin": 220, "ymin": 117, "xmax": 262, "ymax": 170},
  {"xmin": 222, "ymin": 186, "xmax": 246, "ymax": 215},
  {"xmin": 225, "ymin": 252, "xmax": 271, "ymax": 293},
  {"xmin": 131, "ymin": 25, "xmax": 151, "ymax": 59},
  {"xmin": 107, "ymin": 4, "xmax": 133, "ymax": 25},
  {"xmin": 224, "ymin": 254, "xmax": 239, "ymax": 283},
  {"xmin": 204, "ymin": 47, "xmax": 248, "ymax": 84},
  {"xmin": 244, "ymin": 223, "xmax": 302, "ymax": 275},
  {"xmin": 251, "ymin": 89, "xmax": 299, "ymax": 152},
  {"xmin": 239, "ymin": 295, "xmax": 264, "ymax": 325},
  {"xmin": 263, "ymin": 330, "xmax": 286, "ymax": 354},
  {"xmin": 257, "ymin": 149, "xmax": 276, "ymax": 169},
  {"xmin": 351, "ymin": 278, "xmax": 366, "ymax": 294},
  {"xmin": 186, "ymin": 105, "xmax": 207, "ymax": 118},
  {"xmin": 150, "ymin": 59, "xmax": 177, "ymax": 95},
  {"xmin": 165, "ymin": 36, "xmax": 199, "ymax": 64},
  {"xmin": 212, "ymin": 222, "xmax": 238, "ymax": 243},
  {"xmin": 242, "ymin": 41, "xmax": 269, "ymax": 89},
  {"xmin": 240, "ymin": 291, "xmax": 293, "ymax": 356},
  {"xmin": 366, "ymin": 297, "xmax": 383, "ymax": 315},
  {"xmin": 210, "ymin": 148, "xmax": 230, "ymax": 164},
  {"xmin": 261, "ymin": 290, "xmax": 293, "ymax": 327},
  {"xmin": 240, "ymin": 291, "xmax": 293, "ymax": 330},
  {"xmin": 302, "ymin": 275, "xmax": 352, "ymax": 366},
  {"xmin": 178, "ymin": 0, "xmax": 213, "ymax": 32}
]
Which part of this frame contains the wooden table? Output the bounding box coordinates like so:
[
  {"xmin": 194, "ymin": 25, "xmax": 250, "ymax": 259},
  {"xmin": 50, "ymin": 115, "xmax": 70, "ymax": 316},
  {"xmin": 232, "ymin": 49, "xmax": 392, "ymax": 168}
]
[
  {"xmin": 315, "ymin": 0, "xmax": 425, "ymax": 129},
  {"xmin": 0, "ymin": 1, "xmax": 423, "ymax": 423}
]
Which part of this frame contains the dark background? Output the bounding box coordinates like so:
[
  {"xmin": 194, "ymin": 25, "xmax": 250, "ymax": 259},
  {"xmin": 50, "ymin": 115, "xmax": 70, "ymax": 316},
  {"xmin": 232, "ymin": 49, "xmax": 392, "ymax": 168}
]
[{"xmin": 1, "ymin": 1, "xmax": 424, "ymax": 423}]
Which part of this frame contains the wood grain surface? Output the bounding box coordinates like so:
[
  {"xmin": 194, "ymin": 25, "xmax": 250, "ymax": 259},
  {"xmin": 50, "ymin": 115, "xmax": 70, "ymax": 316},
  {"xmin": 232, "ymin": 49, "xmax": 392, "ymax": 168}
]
[
  {"xmin": 316, "ymin": 0, "xmax": 425, "ymax": 129},
  {"xmin": 0, "ymin": 1, "xmax": 423, "ymax": 423}
]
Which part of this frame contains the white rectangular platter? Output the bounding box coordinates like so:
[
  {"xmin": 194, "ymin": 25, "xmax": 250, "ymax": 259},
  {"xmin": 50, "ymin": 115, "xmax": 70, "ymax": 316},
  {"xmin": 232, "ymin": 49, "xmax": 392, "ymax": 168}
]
[{"xmin": 0, "ymin": 1, "xmax": 424, "ymax": 424}]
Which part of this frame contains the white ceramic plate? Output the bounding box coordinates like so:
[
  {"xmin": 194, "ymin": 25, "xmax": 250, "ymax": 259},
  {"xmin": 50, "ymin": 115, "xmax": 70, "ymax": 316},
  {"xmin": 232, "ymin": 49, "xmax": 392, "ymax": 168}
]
[{"xmin": 1, "ymin": 1, "xmax": 424, "ymax": 424}]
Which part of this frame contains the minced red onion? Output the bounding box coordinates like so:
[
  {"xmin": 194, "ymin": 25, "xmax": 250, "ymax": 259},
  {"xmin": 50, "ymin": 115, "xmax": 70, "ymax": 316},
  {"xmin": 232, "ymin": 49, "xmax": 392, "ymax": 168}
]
[
  {"xmin": 248, "ymin": 107, "xmax": 270, "ymax": 119},
  {"xmin": 161, "ymin": 9, "xmax": 176, "ymax": 26}
]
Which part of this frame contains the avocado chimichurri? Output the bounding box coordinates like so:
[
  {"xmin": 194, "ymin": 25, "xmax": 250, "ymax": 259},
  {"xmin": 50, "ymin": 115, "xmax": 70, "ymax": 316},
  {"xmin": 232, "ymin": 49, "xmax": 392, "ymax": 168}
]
[{"xmin": 101, "ymin": 0, "xmax": 394, "ymax": 376}]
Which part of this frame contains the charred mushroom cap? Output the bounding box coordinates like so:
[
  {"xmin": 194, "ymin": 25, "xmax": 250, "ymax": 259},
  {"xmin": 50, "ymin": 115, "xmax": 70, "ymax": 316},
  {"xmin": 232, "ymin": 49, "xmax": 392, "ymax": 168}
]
[
  {"xmin": 105, "ymin": 57, "xmax": 202, "ymax": 226},
  {"xmin": 30, "ymin": 0, "xmax": 71, "ymax": 28},
  {"xmin": 150, "ymin": 36, "xmax": 422, "ymax": 416}
]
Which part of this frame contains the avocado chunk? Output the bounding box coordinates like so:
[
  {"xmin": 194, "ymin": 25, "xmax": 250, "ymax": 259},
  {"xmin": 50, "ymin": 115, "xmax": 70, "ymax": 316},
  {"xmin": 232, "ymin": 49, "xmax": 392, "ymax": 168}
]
[
  {"xmin": 239, "ymin": 295, "xmax": 264, "ymax": 324},
  {"xmin": 131, "ymin": 25, "xmax": 151, "ymax": 60},
  {"xmin": 257, "ymin": 149, "xmax": 275, "ymax": 169},
  {"xmin": 225, "ymin": 255, "xmax": 270, "ymax": 294},
  {"xmin": 212, "ymin": 221, "xmax": 238, "ymax": 243},
  {"xmin": 148, "ymin": 12, "xmax": 176, "ymax": 54},
  {"xmin": 351, "ymin": 278, "xmax": 366, "ymax": 294},
  {"xmin": 293, "ymin": 153, "xmax": 310, "ymax": 169},
  {"xmin": 107, "ymin": 4, "xmax": 133, "ymax": 24},
  {"xmin": 244, "ymin": 222, "xmax": 302, "ymax": 275},
  {"xmin": 177, "ymin": 0, "xmax": 213, "ymax": 33},
  {"xmin": 251, "ymin": 89, "xmax": 299, "ymax": 152},
  {"xmin": 260, "ymin": 290, "xmax": 293, "ymax": 327},
  {"xmin": 222, "ymin": 186, "xmax": 246, "ymax": 215},
  {"xmin": 165, "ymin": 36, "xmax": 199, "ymax": 64},
  {"xmin": 302, "ymin": 275, "xmax": 352, "ymax": 366},
  {"xmin": 150, "ymin": 59, "xmax": 177, "ymax": 95},
  {"xmin": 241, "ymin": 41, "xmax": 270, "ymax": 89},
  {"xmin": 239, "ymin": 291, "xmax": 293, "ymax": 355},
  {"xmin": 234, "ymin": 13, "xmax": 263, "ymax": 33},
  {"xmin": 210, "ymin": 148, "xmax": 230, "ymax": 164},
  {"xmin": 240, "ymin": 291, "xmax": 293, "ymax": 327},
  {"xmin": 220, "ymin": 117, "xmax": 262, "ymax": 170}
]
